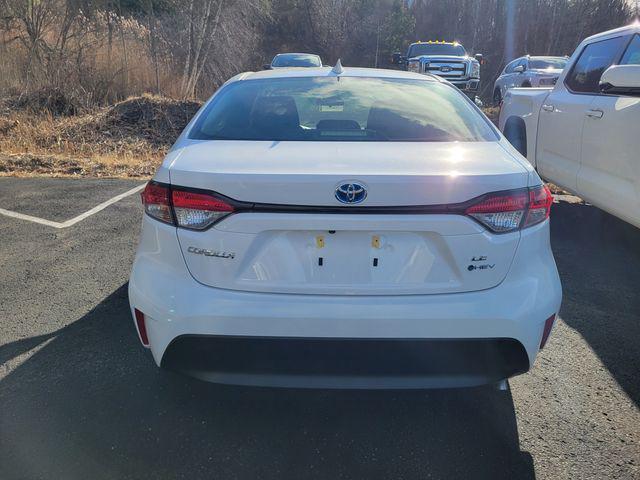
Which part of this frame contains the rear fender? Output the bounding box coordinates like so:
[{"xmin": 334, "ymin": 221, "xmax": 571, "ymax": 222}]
[{"xmin": 498, "ymin": 88, "xmax": 550, "ymax": 168}]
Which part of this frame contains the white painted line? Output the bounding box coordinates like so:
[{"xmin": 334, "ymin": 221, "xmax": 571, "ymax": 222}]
[
  {"xmin": 0, "ymin": 183, "xmax": 145, "ymax": 229},
  {"xmin": 58, "ymin": 184, "xmax": 145, "ymax": 228},
  {"xmin": 0, "ymin": 208, "xmax": 64, "ymax": 228}
]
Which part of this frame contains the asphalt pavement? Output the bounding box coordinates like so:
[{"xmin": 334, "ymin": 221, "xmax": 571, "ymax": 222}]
[{"xmin": 0, "ymin": 177, "xmax": 638, "ymax": 480}]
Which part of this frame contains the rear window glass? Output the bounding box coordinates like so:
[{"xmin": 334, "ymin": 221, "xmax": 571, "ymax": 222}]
[
  {"xmin": 272, "ymin": 54, "xmax": 321, "ymax": 67},
  {"xmin": 529, "ymin": 58, "xmax": 568, "ymax": 70},
  {"xmin": 408, "ymin": 44, "xmax": 466, "ymax": 57},
  {"xmin": 189, "ymin": 77, "xmax": 497, "ymax": 142}
]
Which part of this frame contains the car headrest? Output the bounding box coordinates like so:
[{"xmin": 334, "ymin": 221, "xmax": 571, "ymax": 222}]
[
  {"xmin": 250, "ymin": 96, "xmax": 300, "ymax": 137},
  {"xmin": 366, "ymin": 105, "xmax": 449, "ymax": 140}
]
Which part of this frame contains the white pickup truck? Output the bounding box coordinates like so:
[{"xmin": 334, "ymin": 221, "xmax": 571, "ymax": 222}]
[{"xmin": 499, "ymin": 24, "xmax": 640, "ymax": 228}]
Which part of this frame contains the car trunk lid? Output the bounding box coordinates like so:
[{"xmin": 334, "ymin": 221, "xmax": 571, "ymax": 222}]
[{"xmin": 171, "ymin": 141, "xmax": 527, "ymax": 295}]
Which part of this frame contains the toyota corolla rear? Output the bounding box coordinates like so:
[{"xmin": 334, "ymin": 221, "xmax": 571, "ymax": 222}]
[{"xmin": 128, "ymin": 68, "xmax": 562, "ymax": 389}]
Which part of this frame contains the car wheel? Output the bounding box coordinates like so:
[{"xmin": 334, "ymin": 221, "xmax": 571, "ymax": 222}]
[{"xmin": 493, "ymin": 88, "xmax": 502, "ymax": 106}]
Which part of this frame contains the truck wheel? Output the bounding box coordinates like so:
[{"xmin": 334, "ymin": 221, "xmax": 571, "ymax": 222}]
[
  {"xmin": 503, "ymin": 116, "xmax": 527, "ymax": 157},
  {"xmin": 493, "ymin": 89, "xmax": 502, "ymax": 106}
]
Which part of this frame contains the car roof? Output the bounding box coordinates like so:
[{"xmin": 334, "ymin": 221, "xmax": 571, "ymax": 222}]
[
  {"xmin": 232, "ymin": 66, "xmax": 441, "ymax": 83},
  {"xmin": 526, "ymin": 55, "xmax": 568, "ymax": 60},
  {"xmin": 273, "ymin": 53, "xmax": 320, "ymax": 58},
  {"xmin": 581, "ymin": 23, "xmax": 640, "ymax": 44},
  {"xmin": 409, "ymin": 41, "xmax": 459, "ymax": 46}
]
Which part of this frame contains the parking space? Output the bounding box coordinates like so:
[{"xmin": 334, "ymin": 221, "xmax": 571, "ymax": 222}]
[
  {"xmin": 0, "ymin": 177, "xmax": 638, "ymax": 479},
  {"xmin": 0, "ymin": 177, "xmax": 144, "ymax": 222}
]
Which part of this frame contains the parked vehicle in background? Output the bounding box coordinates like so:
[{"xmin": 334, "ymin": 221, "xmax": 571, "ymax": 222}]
[
  {"xmin": 499, "ymin": 24, "xmax": 640, "ymax": 228},
  {"xmin": 265, "ymin": 53, "xmax": 322, "ymax": 69},
  {"xmin": 129, "ymin": 64, "xmax": 561, "ymax": 389},
  {"xmin": 493, "ymin": 56, "xmax": 568, "ymax": 104},
  {"xmin": 391, "ymin": 40, "xmax": 483, "ymax": 99}
]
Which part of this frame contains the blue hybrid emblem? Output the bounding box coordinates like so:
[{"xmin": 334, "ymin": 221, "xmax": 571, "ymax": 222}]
[{"xmin": 335, "ymin": 182, "xmax": 367, "ymax": 204}]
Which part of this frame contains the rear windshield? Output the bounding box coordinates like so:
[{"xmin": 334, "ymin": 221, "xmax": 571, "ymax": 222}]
[
  {"xmin": 189, "ymin": 77, "xmax": 497, "ymax": 142},
  {"xmin": 272, "ymin": 54, "xmax": 321, "ymax": 67},
  {"xmin": 529, "ymin": 58, "xmax": 567, "ymax": 70},
  {"xmin": 408, "ymin": 43, "xmax": 466, "ymax": 57}
]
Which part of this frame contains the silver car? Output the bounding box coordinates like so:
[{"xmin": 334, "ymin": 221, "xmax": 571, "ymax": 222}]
[
  {"xmin": 264, "ymin": 53, "xmax": 322, "ymax": 70},
  {"xmin": 493, "ymin": 56, "xmax": 568, "ymax": 104}
]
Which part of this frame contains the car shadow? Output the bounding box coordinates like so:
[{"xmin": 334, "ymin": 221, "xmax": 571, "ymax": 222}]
[
  {"xmin": 0, "ymin": 285, "xmax": 535, "ymax": 480},
  {"xmin": 551, "ymin": 200, "xmax": 640, "ymax": 406}
]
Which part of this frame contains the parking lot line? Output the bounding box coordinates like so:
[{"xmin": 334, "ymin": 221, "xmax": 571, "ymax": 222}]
[{"xmin": 0, "ymin": 183, "xmax": 145, "ymax": 228}]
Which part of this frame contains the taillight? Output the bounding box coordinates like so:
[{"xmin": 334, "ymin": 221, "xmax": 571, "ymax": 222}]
[
  {"xmin": 465, "ymin": 185, "xmax": 552, "ymax": 233},
  {"xmin": 141, "ymin": 182, "xmax": 234, "ymax": 229},
  {"xmin": 172, "ymin": 189, "xmax": 234, "ymax": 230},
  {"xmin": 141, "ymin": 182, "xmax": 173, "ymax": 224},
  {"xmin": 525, "ymin": 185, "xmax": 553, "ymax": 228}
]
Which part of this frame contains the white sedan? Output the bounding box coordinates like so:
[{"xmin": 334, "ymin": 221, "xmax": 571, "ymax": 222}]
[{"xmin": 129, "ymin": 64, "xmax": 562, "ymax": 389}]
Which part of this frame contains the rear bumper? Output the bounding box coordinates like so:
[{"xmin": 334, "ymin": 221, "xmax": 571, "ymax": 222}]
[
  {"xmin": 129, "ymin": 217, "xmax": 562, "ymax": 388},
  {"xmin": 161, "ymin": 336, "xmax": 529, "ymax": 389}
]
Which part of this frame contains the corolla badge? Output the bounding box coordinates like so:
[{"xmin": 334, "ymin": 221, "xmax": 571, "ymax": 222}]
[{"xmin": 335, "ymin": 182, "xmax": 367, "ymax": 204}]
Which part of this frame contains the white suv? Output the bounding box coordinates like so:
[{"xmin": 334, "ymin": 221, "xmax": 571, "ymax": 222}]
[{"xmin": 129, "ymin": 66, "xmax": 562, "ymax": 389}]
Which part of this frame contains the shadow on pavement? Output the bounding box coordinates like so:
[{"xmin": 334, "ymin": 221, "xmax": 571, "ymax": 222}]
[
  {"xmin": 0, "ymin": 285, "xmax": 534, "ymax": 480},
  {"xmin": 551, "ymin": 201, "xmax": 640, "ymax": 406}
]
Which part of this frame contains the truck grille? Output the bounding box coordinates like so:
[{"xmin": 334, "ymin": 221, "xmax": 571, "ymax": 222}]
[{"xmin": 422, "ymin": 62, "xmax": 467, "ymax": 78}]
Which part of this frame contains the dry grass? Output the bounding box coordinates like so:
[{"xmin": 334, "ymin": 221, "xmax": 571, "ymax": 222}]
[
  {"xmin": 482, "ymin": 106, "xmax": 500, "ymax": 126},
  {"xmin": 0, "ymin": 99, "xmax": 523, "ymax": 179},
  {"xmin": 0, "ymin": 94, "xmax": 202, "ymax": 177}
]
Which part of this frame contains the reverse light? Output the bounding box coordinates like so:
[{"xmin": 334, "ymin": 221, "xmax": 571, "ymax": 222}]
[
  {"xmin": 141, "ymin": 182, "xmax": 235, "ymax": 230},
  {"xmin": 465, "ymin": 185, "xmax": 552, "ymax": 233},
  {"xmin": 172, "ymin": 189, "xmax": 234, "ymax": 230}
]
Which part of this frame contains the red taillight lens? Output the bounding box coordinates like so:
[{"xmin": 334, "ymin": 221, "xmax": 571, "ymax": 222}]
[
  {"xmin": 171, "ymin": 189, "xmax": 234, "ymax": 230},
  {"xmin": 525, "ymin": 185, "xmax": 553, "ymax": 228},
  {"xmin": 465, "ymin": 185, "xmax": 552, "ymax": 233},
  {"xmin": 140, "ymin": 183, "xmax": 235, "ymax": 229},
  {"xmin": 465, "ymin": 189, "xmax": 529, "ymax": 232},
  {"xmin": 141, "ymin": 182, "xmax": 173, "ymax": 224},
  {"xmin": 134, "ymin": 308, "xmax": 149, "ymax": 346},
  {"xmin": 539, "ymin": 314, "xmax": 556, "ymax": 349}
]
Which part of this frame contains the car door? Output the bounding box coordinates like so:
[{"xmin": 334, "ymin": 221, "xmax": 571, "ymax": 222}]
[
  {"xmin": 508, "ymin": 59, "xmax": 525, "ymax": 90},
  {"xmin": 518, "ymin": 58, "xmax": 530, "ymax": 86},
  {"xmin": 498, "ymin": 60, "xmax": 517, "ymax": 94},
  {"xmin": 579, "ymin": 34, "xmax": 640, "ymax": 227},
  {"xmin": 536, "ymin": 35, "xmax": 628, "ymax": 192}
]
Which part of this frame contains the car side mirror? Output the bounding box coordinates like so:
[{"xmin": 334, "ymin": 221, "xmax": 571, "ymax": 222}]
[
  {"xmin": 391, "ymin": 52, "xmax": 406, "ymax": 65},
  {"xmin": 474, "ymin": 53, "xmax": 485, "ymax": 65},
  {"xmin": 600, "ymin": 65, "xmax": 640, "ymax": 95},
  {"xmin": 514, "ymin": 65, "xmax": 525, "ymax": 73},
  {"xmin": 263, "ymin": 64, "xmax": 272, "ymax": 70}
]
